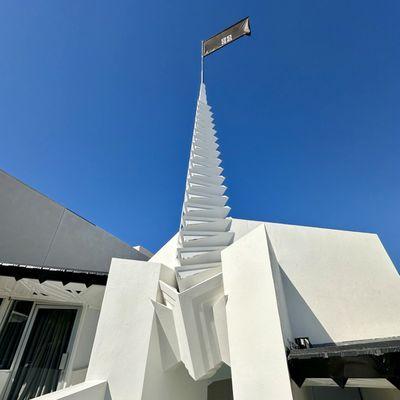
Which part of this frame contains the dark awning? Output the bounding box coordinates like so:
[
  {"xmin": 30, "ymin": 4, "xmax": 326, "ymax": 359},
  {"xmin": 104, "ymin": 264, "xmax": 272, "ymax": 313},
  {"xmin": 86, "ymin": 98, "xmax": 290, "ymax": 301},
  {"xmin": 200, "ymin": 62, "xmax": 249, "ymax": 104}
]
[
  {"xmin": 0, "ymin": 262, "xmax": 108, "ymax": 287},
  {"xmin": 288, "ymin": 339, "xmax": 400, "ymax": 390}
]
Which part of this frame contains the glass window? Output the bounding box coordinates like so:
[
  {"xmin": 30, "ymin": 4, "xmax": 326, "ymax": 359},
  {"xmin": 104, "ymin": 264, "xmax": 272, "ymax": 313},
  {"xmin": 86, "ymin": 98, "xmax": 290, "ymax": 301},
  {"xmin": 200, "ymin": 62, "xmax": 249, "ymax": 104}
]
[
  {"xmin": 6, "ymin": 308, "xmax": 77, "ymax": 399},
  {"xmin": 0, "ymin": 300, "xmax": 33, "ymax": 369}
]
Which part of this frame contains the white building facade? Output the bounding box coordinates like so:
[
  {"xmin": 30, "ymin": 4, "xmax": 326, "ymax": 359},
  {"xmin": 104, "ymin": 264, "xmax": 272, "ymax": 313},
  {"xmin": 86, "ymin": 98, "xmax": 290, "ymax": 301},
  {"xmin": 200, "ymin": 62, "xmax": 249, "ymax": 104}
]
[{"xmin": 1, "ymin": 82, "xmax": 400, "ymax": 400}]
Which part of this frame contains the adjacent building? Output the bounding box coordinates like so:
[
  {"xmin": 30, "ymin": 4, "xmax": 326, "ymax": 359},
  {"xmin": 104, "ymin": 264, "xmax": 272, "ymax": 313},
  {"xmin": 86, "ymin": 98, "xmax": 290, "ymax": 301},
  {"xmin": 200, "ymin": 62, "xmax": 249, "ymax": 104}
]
[{"xmin": 0, "ymin": 169, "xmax": 150, "ymax": 399}]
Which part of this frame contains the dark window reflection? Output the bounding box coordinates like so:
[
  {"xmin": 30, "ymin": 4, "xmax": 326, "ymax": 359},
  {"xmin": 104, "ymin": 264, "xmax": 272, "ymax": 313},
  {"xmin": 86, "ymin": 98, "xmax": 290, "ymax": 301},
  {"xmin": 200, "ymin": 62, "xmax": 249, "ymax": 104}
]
[{"xmin": 0, "ymin": 301, "xmax": 33, "ymax": 369}]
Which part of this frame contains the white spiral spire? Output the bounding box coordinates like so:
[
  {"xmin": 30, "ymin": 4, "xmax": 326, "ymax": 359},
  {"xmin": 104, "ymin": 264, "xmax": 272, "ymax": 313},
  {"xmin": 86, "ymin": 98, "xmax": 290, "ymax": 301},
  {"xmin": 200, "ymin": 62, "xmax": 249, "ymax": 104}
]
[{"xmin": 176, "ymin": 83, "xmax": 234, "ymax": 278}]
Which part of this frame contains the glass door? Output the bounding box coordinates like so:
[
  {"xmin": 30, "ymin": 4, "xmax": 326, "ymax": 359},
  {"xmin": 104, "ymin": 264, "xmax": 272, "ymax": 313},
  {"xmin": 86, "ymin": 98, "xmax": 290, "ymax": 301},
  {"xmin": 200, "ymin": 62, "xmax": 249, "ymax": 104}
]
[
  {"xmin": 0, "ymin": 301, "xmax": 33, "ymax": 371},
  {"xmin": 4, "ymin": 307, "xmax": 77, "ymax": 400}
]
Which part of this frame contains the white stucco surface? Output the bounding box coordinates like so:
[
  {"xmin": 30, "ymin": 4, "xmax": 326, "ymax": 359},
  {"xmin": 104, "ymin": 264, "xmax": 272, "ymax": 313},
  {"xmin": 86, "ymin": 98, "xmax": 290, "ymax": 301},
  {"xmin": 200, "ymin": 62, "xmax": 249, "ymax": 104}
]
[
  {"xmin": 150, "ymin": 233, "xmax": 179, "ymax": 269},
  {"xmin": 86, "ymin": 259, "xmax": 165, "ymax": 399},
  {"xmin": 66, "ymin": 306, "xmax": 101, "ymax": 387},
  {"xmin": 140, "ymin": 318, "xmax": 207, "ymax": 400},
  {"xmin": 86, "ymin": 258, "xmax": 206, "ymax": 400},
  {"xmin": 33, "ymin": 216, "xmax": 400, "ymax": 400},
  {"xmin": 222, "ymin": 224, "xmax": 294, "ymax": 400},
  {"xmin": 230, "ymin": 218, "xmax": 400, "ymax": 344},
  {"xmin": 153, "ymin": 217, "xmax": 400, "ymax": 346},
  {"xmin": 33, "ymin": 380, "xmax": 107, "ymax": 400}
]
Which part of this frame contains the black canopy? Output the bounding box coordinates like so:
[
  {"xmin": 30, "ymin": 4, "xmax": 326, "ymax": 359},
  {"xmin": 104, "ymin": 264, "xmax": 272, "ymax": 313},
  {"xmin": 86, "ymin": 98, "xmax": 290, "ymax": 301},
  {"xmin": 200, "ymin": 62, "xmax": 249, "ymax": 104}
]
[
  {"xmin": 288, "ymin": 339, "xmax": 400, "ymax": 390},
  {"xmin": 0, "ymin": 262, "xmax": 108, "ymax": 287}
]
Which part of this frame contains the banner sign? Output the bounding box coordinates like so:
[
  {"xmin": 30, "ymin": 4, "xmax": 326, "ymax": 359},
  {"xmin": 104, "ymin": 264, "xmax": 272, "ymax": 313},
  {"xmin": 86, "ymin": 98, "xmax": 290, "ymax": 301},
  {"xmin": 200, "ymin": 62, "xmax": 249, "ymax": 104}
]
[{"xmin": 202, "ymin": 17, "xmax": 251, "ymax": 57}]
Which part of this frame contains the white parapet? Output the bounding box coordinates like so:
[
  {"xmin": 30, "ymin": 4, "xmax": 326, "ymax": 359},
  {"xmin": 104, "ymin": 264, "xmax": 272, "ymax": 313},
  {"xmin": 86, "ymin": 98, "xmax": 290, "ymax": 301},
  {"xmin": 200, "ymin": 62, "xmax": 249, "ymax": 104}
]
[{"xmin": 32, "ymin": 381, "xmax": 107, "ymax": 400}]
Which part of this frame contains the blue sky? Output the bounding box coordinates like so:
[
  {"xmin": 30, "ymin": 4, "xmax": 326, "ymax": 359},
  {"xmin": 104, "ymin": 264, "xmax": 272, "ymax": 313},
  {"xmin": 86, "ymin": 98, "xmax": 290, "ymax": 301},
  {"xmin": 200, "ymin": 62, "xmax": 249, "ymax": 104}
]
[{"xmin": 1, "ymin": 1, "xmax": 399, "ymax": 267}]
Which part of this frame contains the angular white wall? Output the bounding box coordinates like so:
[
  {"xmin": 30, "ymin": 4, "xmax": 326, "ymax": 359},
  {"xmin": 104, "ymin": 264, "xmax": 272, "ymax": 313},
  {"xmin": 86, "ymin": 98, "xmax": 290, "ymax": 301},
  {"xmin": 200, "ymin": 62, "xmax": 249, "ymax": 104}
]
[
  {"xmin": 230, "ymin": 218, "xmax": 400, "ymax": 345},
  {"xmin": 86, "ymin": 258, "xmax": 207, "ymax": 400},
  {"xmin": 221, "ymin": 224, "xmax": 294, "ymax": 400}
]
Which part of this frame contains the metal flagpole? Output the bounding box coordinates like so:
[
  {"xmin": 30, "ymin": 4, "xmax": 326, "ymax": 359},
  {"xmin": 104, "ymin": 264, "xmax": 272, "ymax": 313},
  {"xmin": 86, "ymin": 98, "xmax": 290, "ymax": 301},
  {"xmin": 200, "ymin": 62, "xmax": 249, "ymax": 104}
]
[{"xmin": 201, "ymin": 41, "xmax": 204, "ymax": 83}]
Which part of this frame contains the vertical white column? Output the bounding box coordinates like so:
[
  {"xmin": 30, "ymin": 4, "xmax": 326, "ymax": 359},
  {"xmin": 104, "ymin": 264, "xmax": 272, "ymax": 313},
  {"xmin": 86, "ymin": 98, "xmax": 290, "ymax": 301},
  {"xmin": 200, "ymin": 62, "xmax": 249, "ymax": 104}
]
[
  {"xmin": 86, "ymin": 259, "xmax": 164, "ymax": 398},
  {"xmin": 221, "ymin": 224, "xmax": 294, "ymax": 400}
]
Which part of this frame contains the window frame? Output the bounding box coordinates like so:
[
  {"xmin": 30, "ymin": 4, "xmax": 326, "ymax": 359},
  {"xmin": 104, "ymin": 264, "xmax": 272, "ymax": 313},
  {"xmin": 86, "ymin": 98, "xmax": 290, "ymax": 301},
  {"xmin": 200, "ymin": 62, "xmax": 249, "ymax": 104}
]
[
  {"xmin": 0, "ymin": 298, "xmax": 34, "ymax": 373},
  {"xmin": 0, "ymin": 298, "xmax": 82, "ymax": 400}
]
